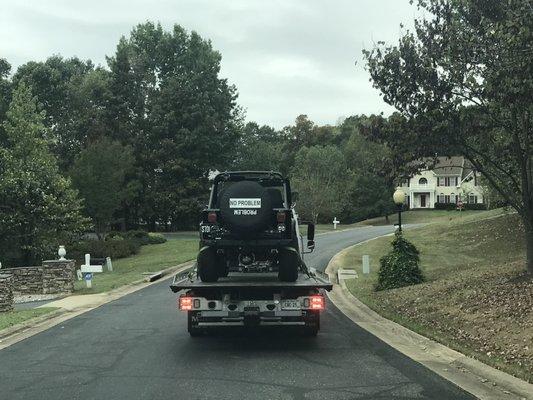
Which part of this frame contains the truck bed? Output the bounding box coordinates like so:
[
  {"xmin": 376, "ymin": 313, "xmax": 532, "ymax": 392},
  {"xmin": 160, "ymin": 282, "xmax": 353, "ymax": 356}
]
[{"xmin": 170, "ymin": 270, "xmax": 332, "ymax": 292}]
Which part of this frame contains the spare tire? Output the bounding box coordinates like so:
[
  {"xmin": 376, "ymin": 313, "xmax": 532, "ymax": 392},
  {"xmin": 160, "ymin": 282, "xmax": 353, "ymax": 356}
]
[{"xmin": 219, "ymin": 181, "xmax": 272, "ymax": 233}]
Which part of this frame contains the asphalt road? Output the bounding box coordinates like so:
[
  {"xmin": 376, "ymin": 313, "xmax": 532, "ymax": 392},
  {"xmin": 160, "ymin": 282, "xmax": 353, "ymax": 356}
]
[{"xmin": 0, "ymin": 226, "xmax": 475, "ymax": 400}]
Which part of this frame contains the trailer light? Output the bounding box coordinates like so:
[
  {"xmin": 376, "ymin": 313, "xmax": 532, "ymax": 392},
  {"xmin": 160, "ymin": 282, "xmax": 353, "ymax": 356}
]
[
  {"xmin": 193, "ymin": 299, "xmax": 201, "ymax": 309},
  {"xmin": 276, "ymin": 212, "xmax": 286, "ymax": 223},
  {"xmin": 303, "ymin": 298, "xmax": 310, "ymax": 308},
  {"xmin": 207, "ymin": 212, "xmax": 217, "ymax": 223},
  {"xmin": 179, "ymin": 296, "xmax": 193, "ymax": 311},
  {"xmin": 310, "ymin": 295, "xmax": 324, "ymax": 310}
]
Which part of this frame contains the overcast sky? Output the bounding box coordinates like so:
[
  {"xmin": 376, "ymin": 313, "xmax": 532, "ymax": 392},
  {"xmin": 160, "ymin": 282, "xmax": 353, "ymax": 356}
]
[{"xmin": 0, "ymin": 0, "xmax": 418, "ymax": 128}]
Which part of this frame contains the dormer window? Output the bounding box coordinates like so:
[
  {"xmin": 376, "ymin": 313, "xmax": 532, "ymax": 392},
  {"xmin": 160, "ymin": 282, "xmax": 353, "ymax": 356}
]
[{"xmin": 419, "ymin": 178, "xmax": 428, "ymax": 185}]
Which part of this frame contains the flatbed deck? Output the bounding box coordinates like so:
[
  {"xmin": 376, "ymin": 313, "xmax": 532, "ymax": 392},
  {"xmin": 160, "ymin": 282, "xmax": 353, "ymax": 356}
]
[{"xmin": 170, "ymin": 271, "xmax": 332, "ymax": 292}]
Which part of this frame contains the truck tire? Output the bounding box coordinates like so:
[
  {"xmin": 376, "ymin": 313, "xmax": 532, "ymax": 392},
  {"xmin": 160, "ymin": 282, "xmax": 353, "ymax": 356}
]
[
  {"xmin": 219, "ymin": 181, "xmax": 272, "ymax": 233},
  {"xmin": 197, "ymin": 246, "xmax": 219, "ymax": 282},
  {"xmin": 278, "ymin": 247, "xmax": 299, "ymax": 282}
]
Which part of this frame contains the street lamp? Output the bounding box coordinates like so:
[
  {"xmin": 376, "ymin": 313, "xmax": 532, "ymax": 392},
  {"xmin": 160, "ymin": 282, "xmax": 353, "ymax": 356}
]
[{"xmin": 393, "ymin": 187, "xmax": 406, "ymax": 232}]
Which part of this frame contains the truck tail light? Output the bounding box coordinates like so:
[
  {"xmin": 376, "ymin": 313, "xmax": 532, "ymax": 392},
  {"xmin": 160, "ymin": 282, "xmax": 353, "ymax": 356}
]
[
  {"xmin": 179, "ymin": 296, "xmax": 193, "ymax": 311},
  {"xmin": 276, "ymin": 211, "xmax": 286, "ymax": 223},
  {"xmin": 207, "ymin": 212, "xmax": 217, "ymax": 223},
  {"xmin": 310, "ymin": 295, "xmax": 324, "ymax": 310}
]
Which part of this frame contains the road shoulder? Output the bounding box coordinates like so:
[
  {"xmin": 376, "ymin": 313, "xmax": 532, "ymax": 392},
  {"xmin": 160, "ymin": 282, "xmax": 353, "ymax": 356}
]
[{"xmin": 325, "ymin": 243, "xmax": 533, "ymax": 400}]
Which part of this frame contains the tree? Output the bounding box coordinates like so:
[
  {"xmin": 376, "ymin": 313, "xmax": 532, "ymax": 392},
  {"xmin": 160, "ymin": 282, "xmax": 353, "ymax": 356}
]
[
  {"xmin": 291, "ymin": 145, "xmax": 350, "ymax": 223},
  {"xmin": 12, "ymin": 56, "xmax": 100, "ymax": 169},
  {"xmin": 280, "ymin": 115, "xmax": 338, "ymax": 175},
  {"xmin": 0, "ymin": 83, "xmax": 88, "ymax": 266},
  {"xmin": 70, "ymin": 138, "xmax": 135, "ymax": 239},
  {"xmin": 106, "ymin": 22, "xmax": 242, "ymax": 229},
  {"xmin": 364, "ymin": 0, "xmax": 533, "ymax": 273},
  {"xmin": 233, "ymin": 122, "xmax": 284, "ymax": 171},
  {"xmin": 0, "ymin": 58, "xmax": 11, "ymax": 144},
  {"xmin": 339, "ymin": 115, "xmax": 398, "ymax": 222}
]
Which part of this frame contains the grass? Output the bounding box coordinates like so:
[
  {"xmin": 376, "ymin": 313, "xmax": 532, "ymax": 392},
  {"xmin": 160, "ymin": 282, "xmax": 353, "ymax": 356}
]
[
  {"xmin": 336, "ymin": 208, "xmax": 533, "ymax": 382},
  {"xmin": 316, "ymin": 208, "xmax": 505, "ymax": 233},
  {"xmin": 0, "ymin": 307, "xmax": 58, "ymax": 331},
  {"xmin": 74, "ymin": 237, "xmax": 197, "ymax": 294}
]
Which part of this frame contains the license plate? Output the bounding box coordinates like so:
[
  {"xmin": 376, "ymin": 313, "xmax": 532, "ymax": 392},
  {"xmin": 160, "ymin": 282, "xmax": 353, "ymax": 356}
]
[{"xmin": 282, "ymin": 300, "xmax": 301, "ymax": 310}]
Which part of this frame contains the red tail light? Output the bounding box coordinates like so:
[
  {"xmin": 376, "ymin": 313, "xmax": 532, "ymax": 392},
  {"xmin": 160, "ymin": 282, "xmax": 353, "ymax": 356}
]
[
  {"xmin": 207, "ymin": 212, "xmax": 217, "ymax": 223},
  {"xmin": 179, "ymin": 296, "xmax": 193, "ymax": 311},
  {"xmin": 310, "ymin": 295, "xmax": 325, "ymax": 310},
  {"xmin": 276, "ymin": 211, "xmax": 286, "ymax": 223}
]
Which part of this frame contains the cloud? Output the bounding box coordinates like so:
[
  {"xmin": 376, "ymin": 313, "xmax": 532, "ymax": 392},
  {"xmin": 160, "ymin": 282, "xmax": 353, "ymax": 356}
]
[{"xmin": 0, "ymin": 0, "xmax": 418, "ymax": 128}]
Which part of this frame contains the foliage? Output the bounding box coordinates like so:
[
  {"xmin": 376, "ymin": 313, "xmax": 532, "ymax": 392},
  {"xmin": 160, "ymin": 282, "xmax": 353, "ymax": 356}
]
[
  {"xmin": 376, "ymin": 231, "xmax": 424, "ymax": 291},
  {"xmin": 0, "ymin": 83, "xmax": 89, "ymax": 267},
  {"xmin": 106, "ymin": 22, "xmax": 242, "ymax": 229},
  {"xmin": 363, "ymin": 0, "xmax": 533, "ymax": 272},
  {"xmin": 12, "ymin": 56, "xmax": 104, "ymax": 170},
  {"xmin": 0, "ymin": 58, "xmax": 11, "ymax": 144},
  {"xmin": 147, "ymin": 233, "xmax": 167, "ymax": 244},
  {"xmin": 464, "ymin": 203, "xmax": 487, "ymax": 211},
  {"xmin": 70, "ymin": 137, "xmax": 135, "ymax": 238},
  {"xmin": 434, "ymin": 203, "xmax": 457, "ymax": 211},
  {"xmin": 291, "ymin": 145, "xmax": 350, "ymax": 223},
  {"xmin": 233, "ymin": 122, "xmax": 284, "ymax": 171},
  {"xmin": 70, "ymin": 238, "xmax": 141, "ymax": 261}
]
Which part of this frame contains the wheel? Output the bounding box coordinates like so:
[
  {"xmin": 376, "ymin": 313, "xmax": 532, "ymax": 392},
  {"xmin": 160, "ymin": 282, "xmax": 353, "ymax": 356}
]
[
  {"xmin": 197, "ymin": 246, "xmax": 219, "ymax": 282},
  {"xmin": 188, "ymin": 311, "xmax": 202, "ymax": 337},
  {"xmin": 217, "ymin": 259, "xmax": 230, "ymax": 278},
  {"xmin": 278, "ymin": 247, "xmax": 299, "ymax": 282}
]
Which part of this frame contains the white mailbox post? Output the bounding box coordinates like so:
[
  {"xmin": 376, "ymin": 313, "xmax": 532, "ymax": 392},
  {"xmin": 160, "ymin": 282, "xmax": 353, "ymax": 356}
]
[{"xmin": 333, "ymin": 217, "xmax": 340, "ymax": 230}]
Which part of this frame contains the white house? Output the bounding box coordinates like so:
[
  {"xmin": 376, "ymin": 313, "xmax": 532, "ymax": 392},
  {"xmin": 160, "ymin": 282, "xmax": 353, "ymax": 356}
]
[{"xmin": 400, "ymin": 156, "xmax": 485, "ymax": 209}]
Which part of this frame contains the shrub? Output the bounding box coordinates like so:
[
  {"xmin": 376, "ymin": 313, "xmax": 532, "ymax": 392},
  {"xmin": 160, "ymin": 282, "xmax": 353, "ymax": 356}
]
[
  {"xmin": 123, "ymin": 230, "xmax": 151, "ymax": 245},
  {"xmin": 464, "ymin": 203, "xmax": 487, "ymax": 210},
  {"xmin": 434, "ymin": 202, "xmax": 456, "ymax": 210},
  {"xmin": 69, "ymin": 238, "xmax": 140, "ymax": 261},
  {"xmin": 376, "ymin": 231, "xmax": 424, "ymax": 291},
  {"xmin": 147, "ymin": 233, "xmax": 167, "ymax": 244},
  {"xmin": 105, "ymin": 231, "xmax": 124, "ymax": 241}
]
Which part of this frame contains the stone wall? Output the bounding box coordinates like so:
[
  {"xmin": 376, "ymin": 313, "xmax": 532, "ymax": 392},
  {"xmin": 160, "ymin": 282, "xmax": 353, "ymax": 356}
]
[
  {"xmin": 0, "ymin": 271, "xmax": 14, "ymax": 312},
  {"xmin": 10, "ymin": 266, "xmax": 43, "ymax": 295},
  {"xmin": 6, "ymin": 260, "xmax": 75, "ymax": 297},
  {"xmin": 42, "ymin": 260, "xmax": 75, "ymax": 294}
]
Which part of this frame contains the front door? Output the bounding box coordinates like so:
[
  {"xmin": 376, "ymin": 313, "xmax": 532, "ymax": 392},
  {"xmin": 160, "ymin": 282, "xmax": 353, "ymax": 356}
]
[{"xmin": 420, "ymin": 194, "xmax": 426, "ymax": 208}]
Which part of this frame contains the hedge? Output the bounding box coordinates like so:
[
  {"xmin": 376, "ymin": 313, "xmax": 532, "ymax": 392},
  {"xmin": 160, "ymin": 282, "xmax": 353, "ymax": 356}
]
[
  {"xmin": 434, "ymin": 202, "xmax": 457, "ymax": 210},
  {"xmin": 70, "ymin": 239, "xmax": 141, "ymax": 261}
]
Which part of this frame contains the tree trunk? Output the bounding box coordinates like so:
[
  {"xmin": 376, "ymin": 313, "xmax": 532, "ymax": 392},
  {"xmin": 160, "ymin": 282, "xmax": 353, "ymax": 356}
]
[{"xmin": 526, "ymin": 228, "xmax": 533, "ymax": 275}]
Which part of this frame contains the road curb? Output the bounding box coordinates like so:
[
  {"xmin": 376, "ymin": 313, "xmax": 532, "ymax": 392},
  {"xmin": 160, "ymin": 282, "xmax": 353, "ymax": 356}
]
[
  {"xmin": 0, "ymin": 261, "xmax": 194, "ymax": 350},
  {"xmin": 325, "ymin": 242, "xmax": 533, "ymax": 400}
]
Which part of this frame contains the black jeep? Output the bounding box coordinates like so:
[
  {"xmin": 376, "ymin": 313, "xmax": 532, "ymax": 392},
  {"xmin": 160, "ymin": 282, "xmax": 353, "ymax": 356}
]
[{"xmin": 197, "ymin": 171, "xmax": 315, "ymax": 282}]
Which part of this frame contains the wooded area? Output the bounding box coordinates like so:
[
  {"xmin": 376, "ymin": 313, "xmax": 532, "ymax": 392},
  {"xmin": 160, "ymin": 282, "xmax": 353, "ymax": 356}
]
[{"xmin": 0, "ymin": 22, "xmax": 400, "ymax": 267}]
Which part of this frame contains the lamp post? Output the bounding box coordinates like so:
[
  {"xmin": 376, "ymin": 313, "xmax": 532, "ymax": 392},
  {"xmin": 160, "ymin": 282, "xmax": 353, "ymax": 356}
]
[{"xmin": 393, "ymin": 187, "xmax": 406, "ymax": 232}]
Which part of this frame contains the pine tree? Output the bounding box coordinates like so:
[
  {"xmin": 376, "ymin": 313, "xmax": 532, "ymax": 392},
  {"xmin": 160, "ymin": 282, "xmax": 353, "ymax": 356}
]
[{"xmin": 0, "ymin": 82, "xmax": 89, "ymax": 266}]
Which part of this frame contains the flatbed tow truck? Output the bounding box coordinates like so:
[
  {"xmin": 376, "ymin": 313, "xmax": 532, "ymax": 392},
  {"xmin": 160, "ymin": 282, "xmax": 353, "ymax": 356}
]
[{"xmin": 170, "ymin": 269, "xmax": 332, "ymax": 336}]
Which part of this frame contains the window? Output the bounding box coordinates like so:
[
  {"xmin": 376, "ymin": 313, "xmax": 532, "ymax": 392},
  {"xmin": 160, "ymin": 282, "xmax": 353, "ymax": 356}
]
[
  {"xmin": 444, "ymin": 195, "xmax": 450, "ymax": 203},
  {"xmin": 450, "ymin": 193, "xmax": 456, "ymax": 203},
  {"xmin": 468, "ymin": 195, "xmax": 478, "ymax": 204},
  {"xmin": 419, "ymin": 177, "xmax": 428, "ymax": 185}
]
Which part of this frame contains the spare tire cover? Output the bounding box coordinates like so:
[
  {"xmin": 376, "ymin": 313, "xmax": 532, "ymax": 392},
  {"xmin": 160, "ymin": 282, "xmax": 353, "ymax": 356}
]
[{"xmin": 219, "ymin": 181, "xmax": 272, "ymax": 233}]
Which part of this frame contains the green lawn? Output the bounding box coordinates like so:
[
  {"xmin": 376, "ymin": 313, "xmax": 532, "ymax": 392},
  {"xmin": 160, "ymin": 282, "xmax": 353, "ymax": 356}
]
[
  {"xmin": 74, "ymin": 238, "xmax": 197, "ymax": 294},
  {"xmin": 337, "ymin": 208, "xmax": 533, "ymax": 382},
  {"xmin": 316, "ymin": 208, "xmax": 504, "ymax": 233},
  {"xmin": 0, "ymin": 307, "xmax": 58, "ymax": 331}
]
